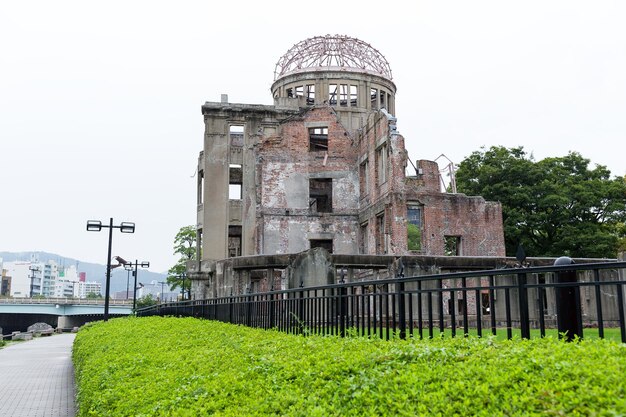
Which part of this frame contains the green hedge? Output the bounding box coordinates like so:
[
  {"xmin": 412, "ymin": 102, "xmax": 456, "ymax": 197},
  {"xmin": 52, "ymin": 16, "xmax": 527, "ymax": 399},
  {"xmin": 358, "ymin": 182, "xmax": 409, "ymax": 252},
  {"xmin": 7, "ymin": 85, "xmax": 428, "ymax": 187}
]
[{"xmin": 73, "ymin": 317, "xmax": 626, "ymax": 416}]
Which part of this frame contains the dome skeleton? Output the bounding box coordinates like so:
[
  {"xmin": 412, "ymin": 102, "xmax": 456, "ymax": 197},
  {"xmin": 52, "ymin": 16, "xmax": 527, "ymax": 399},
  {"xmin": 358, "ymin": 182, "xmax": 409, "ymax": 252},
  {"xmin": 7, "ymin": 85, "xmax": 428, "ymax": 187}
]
[{"xmin": 274, "ymin": 35, "xmax": 393, "ymax": 81}]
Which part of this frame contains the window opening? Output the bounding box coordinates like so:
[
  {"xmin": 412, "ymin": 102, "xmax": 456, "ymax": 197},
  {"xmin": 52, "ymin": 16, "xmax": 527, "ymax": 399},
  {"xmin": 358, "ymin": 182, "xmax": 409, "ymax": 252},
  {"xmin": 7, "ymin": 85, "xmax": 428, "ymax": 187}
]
[
  {"xmin": 380, "ymin": 90, "xmax": 386, "ymax": 108},
  {"xmin": 229, "ymin": 164, "xmax": 242, "ymax": 200},
  {"xmin": 306, "ymin": 84, "xmax": 315, "ymax": 105},
  {"xmin": 310, "ymin": 239, "xmax": 333, "ymax": 253},
  {"xmin": 286, "ymin": 88, "xmax": 293, "ymax": 98},
  {"xmin": 375, "ymin": 143, "xmax": 388, "ymax": 185},
  {"xmin": 481, "ymin": 292, "xmax": 491, "ymax": 315},
  {"xmin": 197, "ymin": 169, "xmax": 204, "ymax": 205},
  {"xmin": 309, "ymin": 178, "xmax": 333, "ymax": 213},
  {"xmin": 407, "ymin": 205, "xmax": 422, "ymax": 251},
  {"xmin": 295, "ymin": 85, "xmax": 304, "ymax": 97},
  {"xmin": 350, "ymin": 85, "xmax": 358, "ymax": 106},
  {"xmin": 359, "ymin": 222, "xmax": 368, "ymax": 254},
  {"xmin": 359, "ymin": 160, "xmax": 369, "ymax": 196},
  {"xmin": 376, "ymin": 213, "xmax": 385, "ymax": 254},
  {"xmin": 329, "ymin": 84, "xmax": 338, "ymax": 105},
  {"xmin": 444, "ymin": 236, "xmax": 461, "ymax": 256},
  {"xmin": 339, "ymin": 84, "xmax": 348, "ymax": 107},
  {"xmin": 309, "ymin": 127, "xmax": 328, "ymax": 151},
  {"xmin": 228, "ymin": 225, "xmax": 242, "ymax": 257},
  {"xmin": 370, "ymin": 88, "xmax": 378, "ymax": 109},
  {"xmin": 229, "ymin": 125, "xmax": 244, "ymax": 147}
]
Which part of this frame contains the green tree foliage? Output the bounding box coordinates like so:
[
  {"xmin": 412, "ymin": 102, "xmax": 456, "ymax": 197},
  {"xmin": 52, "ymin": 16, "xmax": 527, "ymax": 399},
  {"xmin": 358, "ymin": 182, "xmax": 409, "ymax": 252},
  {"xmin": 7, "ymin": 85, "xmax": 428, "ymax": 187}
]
[
  {"xmin": 166, "ymin": 226, "xmax": 197, "ymax": 297},
  {"xmin": 86, "ymin": 292, "xmax": 102, "ymax": 299},
  {"xmin": 407, "ymin": 223, "xmax": 421, "ymax": 251},
  {"xmin": 135, "ymin": 294, "xmax": 157, "ymax": 308},
  {"xmin": 456, "ymin": 146, "xmax": 626, "ymax": 258}
]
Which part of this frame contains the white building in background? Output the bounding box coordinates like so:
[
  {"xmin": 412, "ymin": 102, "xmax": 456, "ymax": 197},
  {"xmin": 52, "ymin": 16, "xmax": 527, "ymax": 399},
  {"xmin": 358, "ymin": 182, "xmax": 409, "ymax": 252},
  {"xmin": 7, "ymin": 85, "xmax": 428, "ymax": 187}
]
[
  {"xmin": 76, "ymin": 281, "xmax": 102, "ymax": 298},
  {"xmin": 52, "ymin": 264, "xmax": 80, "ymax": 298},
  {"xmin": 2, "ymin": 261, "xmax": 31, "ymax": 297}
]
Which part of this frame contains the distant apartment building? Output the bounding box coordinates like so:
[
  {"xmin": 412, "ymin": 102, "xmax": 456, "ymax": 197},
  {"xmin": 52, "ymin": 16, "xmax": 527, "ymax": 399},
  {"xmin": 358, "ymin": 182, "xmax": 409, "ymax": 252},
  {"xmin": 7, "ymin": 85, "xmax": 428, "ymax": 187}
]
[
  {"xmin": 0, "ymin": 258, "xmax": 99, "ymax": 298},
  {"xmin": 76, "ymin": 281, "xmax": 102, "ymax": 298}
]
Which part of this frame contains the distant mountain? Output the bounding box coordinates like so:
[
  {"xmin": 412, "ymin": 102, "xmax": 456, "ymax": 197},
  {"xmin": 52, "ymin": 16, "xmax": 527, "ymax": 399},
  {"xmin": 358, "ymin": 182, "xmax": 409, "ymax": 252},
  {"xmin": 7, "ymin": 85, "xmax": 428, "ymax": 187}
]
[{"xmin": 0, "ymin": 251, "xmax": 167, "ymax": 294}]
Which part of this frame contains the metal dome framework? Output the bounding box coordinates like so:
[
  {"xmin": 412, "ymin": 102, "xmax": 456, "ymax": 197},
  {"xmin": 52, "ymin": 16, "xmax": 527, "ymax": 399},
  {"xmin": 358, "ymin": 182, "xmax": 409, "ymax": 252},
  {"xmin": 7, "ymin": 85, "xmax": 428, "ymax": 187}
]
[{"xmin": 274, "ymin": 35, "xmax": 393, "ymax": 81}]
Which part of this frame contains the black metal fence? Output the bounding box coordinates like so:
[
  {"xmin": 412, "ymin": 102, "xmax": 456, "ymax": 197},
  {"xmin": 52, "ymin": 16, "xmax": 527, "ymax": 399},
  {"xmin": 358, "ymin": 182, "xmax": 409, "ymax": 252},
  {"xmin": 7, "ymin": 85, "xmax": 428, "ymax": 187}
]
[{"xmin": 137, "ymin": 261, "xmax": 626, "ymax": 342}]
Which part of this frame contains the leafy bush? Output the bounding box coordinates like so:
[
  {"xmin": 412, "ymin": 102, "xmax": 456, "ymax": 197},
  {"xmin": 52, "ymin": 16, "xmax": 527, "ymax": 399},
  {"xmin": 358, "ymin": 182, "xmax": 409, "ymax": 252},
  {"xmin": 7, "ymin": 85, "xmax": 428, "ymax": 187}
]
[{"xmin": 73, "ymin": 317, "xmax": 626, "ymax": 416}]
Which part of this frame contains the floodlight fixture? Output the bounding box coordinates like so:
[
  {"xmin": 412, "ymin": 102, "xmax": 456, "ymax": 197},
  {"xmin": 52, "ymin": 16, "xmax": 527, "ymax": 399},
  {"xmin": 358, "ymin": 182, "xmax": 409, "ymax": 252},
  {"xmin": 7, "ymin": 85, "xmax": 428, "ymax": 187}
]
[
  {"xmin": 86, "ymin": 220, "xmax": 102, "ymax": 232},
  {"xmin": 120, "ymin": 222, "xmax": 136, "ymax": 233}
]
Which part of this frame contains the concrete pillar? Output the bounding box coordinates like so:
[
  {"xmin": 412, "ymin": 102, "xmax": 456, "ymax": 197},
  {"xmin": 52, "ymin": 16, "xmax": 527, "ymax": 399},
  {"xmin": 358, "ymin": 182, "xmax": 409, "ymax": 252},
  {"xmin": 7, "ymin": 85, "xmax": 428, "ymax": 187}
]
[{"xmin": 202, "ymin": 117, "xmax": 229, "ymax": 260}]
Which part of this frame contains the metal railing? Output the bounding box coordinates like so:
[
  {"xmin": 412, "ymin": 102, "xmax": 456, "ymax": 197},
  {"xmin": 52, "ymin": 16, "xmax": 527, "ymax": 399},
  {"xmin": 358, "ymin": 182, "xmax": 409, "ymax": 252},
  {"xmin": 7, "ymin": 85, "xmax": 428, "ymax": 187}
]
[
  {"xmin": 0, "ymin": 297, "xmax": 133, "ymax": 306},
  {"xmin": 137, "ymin": 261, "xmax": 626, "ymax": 342}
]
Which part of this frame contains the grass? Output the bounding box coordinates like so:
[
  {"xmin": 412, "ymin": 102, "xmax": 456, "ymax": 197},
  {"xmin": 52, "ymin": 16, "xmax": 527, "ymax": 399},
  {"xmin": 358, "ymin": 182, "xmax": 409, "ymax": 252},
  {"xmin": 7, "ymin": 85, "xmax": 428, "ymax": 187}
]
[{"xmin": 73, "ymin": 317, "xmax": 626, "ymax": 416}]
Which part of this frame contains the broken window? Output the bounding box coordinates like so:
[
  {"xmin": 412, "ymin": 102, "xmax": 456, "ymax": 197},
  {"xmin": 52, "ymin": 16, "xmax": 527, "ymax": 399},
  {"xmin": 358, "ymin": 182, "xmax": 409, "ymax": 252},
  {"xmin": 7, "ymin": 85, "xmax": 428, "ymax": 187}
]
[
  {"xmin": 380, "ymin": 90, "xmax": 386, "ymax": 108},
  {"xmin": 350, "ymin": 85, "xmax": 358, "ymax": 106},
  {"xmin": 481, "ymin": 292, "xmax": 491, "ymax": 315},
  {"xmin": 407, "ymin": 205, "xmax": 422, "ymax": 251},
  {"xmin": 375, "ymin": 143, "xmax": 388, "ymax": 185},
  {"xmin": 229, "ymin": 164, "xmax": 242, "ymax": 200},
  {"xmin": 229, "ymin": 125, "xmax": 244, "ymax": 147},
  {"xmin": 375, "ymin": 212, "xmax": 386, "ymax": 254},
  {"xmin": 295, "ymin": 85, "xmax": 304, "ymax": 97},
  {"xmin": 329, "ymin": 84, "xmax": 338, "ymax": 105},
  {"xmin": 286, "ymin": 88, "xmax": 293, "ymax": 98},
  {"xmin": 309, "ymin": 127, "xmax": 328, "ymax": 151},
  {"xmin": 359, "ymin": 160, "xmax": 369, "ymax": 196},
  {"xmin": 457, "ymin": 299, "xmax": 465, "ymax": 315},
  {"xmin": 309, "ymin": 178, "xmax": 333, "ymax": 213},
  {"xmin": 359, "ymin": 222, "xmax": 368, "ymax": 254},
  {"xmin": 306, "ymin": 84, "xmax": 315, "ymax": 105},
  {"xmin": 444, "ymin": 236, "xmax": 461, "ymax": 256},
  {"xmin": 339, "ymin": 84, "xmax": 348, "ymax": 107},
  {"xmin": 370, "ymin": 88, "xmax": 378, "ymax": 109},
  {"xmin": 197, "ymin": 169, "xmax": 204, "ymax": 205},
  {"xmin": 310, "ymin": 239, "xmax": 333, "ymax": 253},
  {"xmin": 228, "ymin": 225, "xmax": 242, "ymax": 257}
]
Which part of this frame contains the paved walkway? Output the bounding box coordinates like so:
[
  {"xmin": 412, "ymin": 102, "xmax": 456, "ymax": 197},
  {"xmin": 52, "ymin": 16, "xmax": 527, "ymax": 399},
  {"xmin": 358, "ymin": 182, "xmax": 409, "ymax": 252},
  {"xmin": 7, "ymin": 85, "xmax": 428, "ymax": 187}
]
[{"xmin": 0, "ymin": 333, "xmax": 76, "ymax": 417}]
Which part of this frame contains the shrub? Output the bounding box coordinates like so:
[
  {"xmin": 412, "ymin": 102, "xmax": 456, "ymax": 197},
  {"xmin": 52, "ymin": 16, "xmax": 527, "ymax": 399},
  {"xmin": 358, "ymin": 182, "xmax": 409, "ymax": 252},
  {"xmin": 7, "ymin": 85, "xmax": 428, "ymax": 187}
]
[{"xmin": 73, "ymin": 317, "xmax": 626, "ymax": 416}]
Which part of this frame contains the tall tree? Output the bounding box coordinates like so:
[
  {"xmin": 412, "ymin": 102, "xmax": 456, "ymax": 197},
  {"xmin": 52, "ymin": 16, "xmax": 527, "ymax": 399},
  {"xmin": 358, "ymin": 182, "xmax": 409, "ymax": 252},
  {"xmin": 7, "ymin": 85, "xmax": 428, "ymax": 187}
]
[
  {"xmin": 166, "ymin": 225, "xmax": 197, "ymax": 298},
  {"xmin": 456, "ymin": 146, "xmax": 626, "ymax": 258}
]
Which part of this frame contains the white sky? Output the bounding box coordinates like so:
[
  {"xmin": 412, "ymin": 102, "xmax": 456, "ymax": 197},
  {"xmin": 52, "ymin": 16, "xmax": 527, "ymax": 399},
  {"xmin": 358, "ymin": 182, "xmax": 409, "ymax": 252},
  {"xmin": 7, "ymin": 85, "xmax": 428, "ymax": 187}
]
[{"xmin": 1, "ymin": 1, "xmax": 624, "ymax": 273}]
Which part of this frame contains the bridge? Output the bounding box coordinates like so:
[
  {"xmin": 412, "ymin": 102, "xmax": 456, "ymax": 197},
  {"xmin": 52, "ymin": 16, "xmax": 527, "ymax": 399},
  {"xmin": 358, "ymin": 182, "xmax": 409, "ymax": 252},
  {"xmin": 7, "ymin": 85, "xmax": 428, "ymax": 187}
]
[{"xmin": 0, "ymin": 298, "xmax": 133, "ymax": 335}]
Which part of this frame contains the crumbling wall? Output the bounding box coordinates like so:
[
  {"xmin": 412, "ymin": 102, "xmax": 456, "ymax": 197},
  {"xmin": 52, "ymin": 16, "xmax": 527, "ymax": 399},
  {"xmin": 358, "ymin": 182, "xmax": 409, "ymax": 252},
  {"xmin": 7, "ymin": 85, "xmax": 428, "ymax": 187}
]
[
  {"xmin": 357, "ymin": 110, "xmax": 407, "ymax": 255},
  {"xmin": 413, "ymin": 192, "xmax": 505, "ymax": 257},
  {"xmin": 257, "ymin": 106, "xmax": 360, "ymax": 255}
]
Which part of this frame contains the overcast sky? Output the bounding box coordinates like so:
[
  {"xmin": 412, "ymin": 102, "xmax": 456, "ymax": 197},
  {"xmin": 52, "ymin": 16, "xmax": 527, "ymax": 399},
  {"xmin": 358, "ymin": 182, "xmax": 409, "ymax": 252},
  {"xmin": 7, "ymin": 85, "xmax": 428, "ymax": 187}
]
[{"xmin": 1, "ymin": 1, "xmax": 624, "ymax": 273}]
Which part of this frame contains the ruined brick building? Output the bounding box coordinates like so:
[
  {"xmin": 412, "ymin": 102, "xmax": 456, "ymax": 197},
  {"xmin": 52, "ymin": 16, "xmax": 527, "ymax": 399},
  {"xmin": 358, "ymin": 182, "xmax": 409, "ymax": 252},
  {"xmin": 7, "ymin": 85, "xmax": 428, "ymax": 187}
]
[{"xmin": 191, "ymin": 35, "xmax": 505, "ymax": 297}]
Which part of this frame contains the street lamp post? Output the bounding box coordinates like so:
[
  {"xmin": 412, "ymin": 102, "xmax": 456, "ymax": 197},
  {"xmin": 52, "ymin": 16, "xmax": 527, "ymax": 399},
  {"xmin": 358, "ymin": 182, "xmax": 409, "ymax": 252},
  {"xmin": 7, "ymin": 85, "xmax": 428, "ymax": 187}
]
[
  {"xmin": 86, "ymin": 218, "xmax": 135, "ymax": 321},
  {"xmin": 158, "ymin": 281, "xmax": 167, "ymax": 303},
  {"xmin": 124, "ymin": 260, "xmax": 150, "ymax": 312}
]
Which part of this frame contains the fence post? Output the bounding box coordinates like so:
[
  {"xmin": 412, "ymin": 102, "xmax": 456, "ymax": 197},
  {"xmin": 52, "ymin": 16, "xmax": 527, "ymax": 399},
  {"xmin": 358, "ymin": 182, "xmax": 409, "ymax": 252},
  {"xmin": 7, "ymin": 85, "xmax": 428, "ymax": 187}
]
[
  {"xmin": 397, "ymin": 281, "xmax": 406, "ymax": 339},
  {"xmin": 517, "ymin": 272, "xmax": 530, "ymax": 339},
  {"xmin": 554, "ymin": 256, "xmax": 582, "ymax": 341},
  {"xmin": 269, "ymin": 292, "xmax": 275, "ymax": 329}
]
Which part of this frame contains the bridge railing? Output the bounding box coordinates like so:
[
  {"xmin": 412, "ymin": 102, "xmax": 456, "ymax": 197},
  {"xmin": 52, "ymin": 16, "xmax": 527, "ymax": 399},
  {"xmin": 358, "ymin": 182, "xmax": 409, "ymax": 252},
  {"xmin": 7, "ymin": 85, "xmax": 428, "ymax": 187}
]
[
  {"xmin": 0, "ymin": 297, "xmax": 133, "ymax": 306},
  {"xmin": 137, "ymin": 261, "xmax": 626, "ymax": 342}
]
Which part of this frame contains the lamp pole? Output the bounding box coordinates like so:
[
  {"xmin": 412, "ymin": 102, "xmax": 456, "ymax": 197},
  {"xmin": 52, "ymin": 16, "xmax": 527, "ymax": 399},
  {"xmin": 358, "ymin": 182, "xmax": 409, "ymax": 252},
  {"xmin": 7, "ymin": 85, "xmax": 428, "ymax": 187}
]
[
  {"xmin": 126, "ymin": 269, "xmax": 130, "ymax": 300},
  {"xmin": 86, "ymin": 218, "xmax": 135, "ymax": 321},
  {"xmin": 125, "ymin": 260, "xmax": 150, "ymax": 312},
  {"xmin": 158, "ymin": 281, "xmax": 168, "ymax": 303}
]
